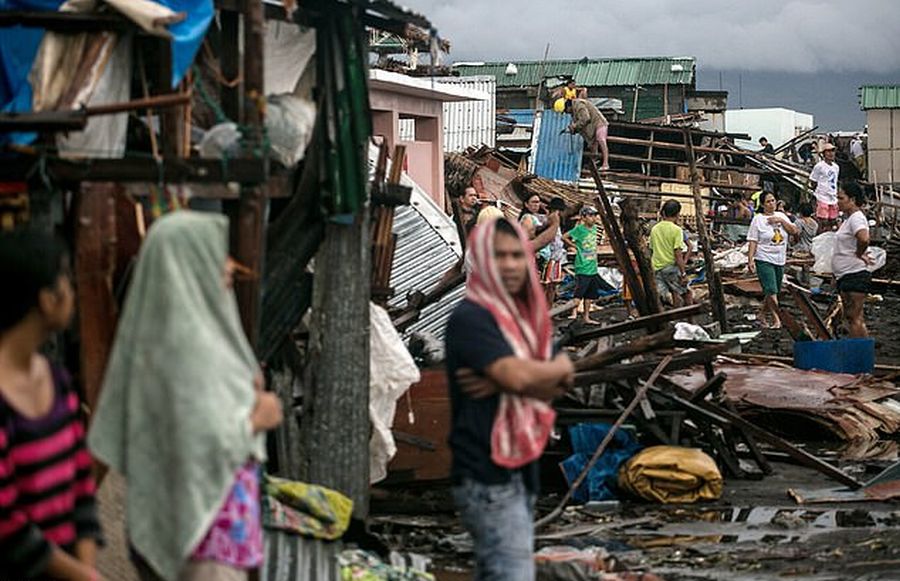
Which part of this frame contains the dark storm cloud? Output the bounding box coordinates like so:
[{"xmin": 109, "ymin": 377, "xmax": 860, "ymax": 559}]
[{"xmin": 404, "ymin": 0, "xmax": 900, "ymax": 73}]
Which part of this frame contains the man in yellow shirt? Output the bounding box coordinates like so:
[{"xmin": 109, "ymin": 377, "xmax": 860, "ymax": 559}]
[{"xmin": 650, "ymin": 200, "xmax": 693, "ymax": 307}]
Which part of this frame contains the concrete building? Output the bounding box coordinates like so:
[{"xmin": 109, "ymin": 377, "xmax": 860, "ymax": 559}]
[
  {"xmin": 369, "ymin": 69, "xmax": 489, "ymax": 206},
  {"xmin": 860, "ymin": 85, "xmax": 900, "ymax": 184},
  {"xmin": 725, "ymin": 107, "xmax": 814, "ymax": 150}
]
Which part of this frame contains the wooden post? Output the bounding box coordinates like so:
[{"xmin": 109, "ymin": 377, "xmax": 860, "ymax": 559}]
[
  {"xmin": 619, "ymin": 197, "xmax": 662, "ymax": 315},
  {"xmin": 300, "ymin": 213, "xmax": 372, "ymax": 518},
  {"xmin": 74, "ymin": 184, "xmax": 118, "ymax": 411},
  {"xmin": 682, "ymin": 128, "xmax": 728, "ymax": 332},
  {"xmin": 587, "ymin": 161, "xmax": 650, "ymax": 315},
  {"xmin": 232, "ymin": 0, "xmax": 268, "ymax": 345}
]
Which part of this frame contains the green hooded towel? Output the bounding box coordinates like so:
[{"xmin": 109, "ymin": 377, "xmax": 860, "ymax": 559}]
[{"xmin": 88, "ymin": 211, "xmax": 265, "ymax": 581}]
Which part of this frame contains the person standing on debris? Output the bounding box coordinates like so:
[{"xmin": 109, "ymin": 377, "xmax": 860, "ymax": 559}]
[
  {"xmin": 758, "ymin": 137, "xmax": 775, "ymax": 155},
  {"xmin": 445, "ymin": 218, "xmax": 574, "ymax": 581},
  {"xmin": 458, "ymin": 186, "xmax": 481, "ymax": 235},
  {"xmin": 564, "ymin": 98, "xmax": 610, "ymax": 170},
  {"xmin": 850, "ymin": 134, "xmax": 866, "ymax": 176},
  {"xmin": 553, "ymin": 77, "xmax": 586, "ymax": 102},
  {"xmin": 88, "ymin": 212, "xmax": 283, "ymax": 581},
  {"xmin": 809, "ymin": 143, "xmax": 840, "ymax": 230},
  {"xmin": 792, "ymin": 203, "xmax": 819, "ymax": 255},
  {"xmin": 650, "ymin": 200, "xmax": 694, "ymax": 308},
  {"xmin": 747, "ymin": 192, "xmax": 799, "ymax": 329},
  {"xmin": 564, "ymin": 206, "xmax": 611, "ymax": 324},
  {"xmin": 0, "ymin": 230, "xmax": 104, "ymax": 581},
  {"xmin": 832, "ymin": 182, "xmax": 873, "ymax": 338},
  {"xmin": 539, "ymin": 197, "xmax": 569, "ymax": 305}
]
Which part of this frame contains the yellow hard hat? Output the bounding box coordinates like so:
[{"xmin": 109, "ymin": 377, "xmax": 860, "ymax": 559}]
[{"xmin": 553, "ymin": 98, "xmax": 566, "ymax": 113}]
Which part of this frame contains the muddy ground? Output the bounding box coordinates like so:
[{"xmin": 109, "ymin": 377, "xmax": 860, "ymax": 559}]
[{"xmin": 372, "ymin": 462, "xmax": 900, "ymax": 581}]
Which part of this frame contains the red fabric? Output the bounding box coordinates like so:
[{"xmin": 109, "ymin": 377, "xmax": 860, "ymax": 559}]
[{"xmin": 465, "ymin": 219, "xmax": 557, "ymax": 468}]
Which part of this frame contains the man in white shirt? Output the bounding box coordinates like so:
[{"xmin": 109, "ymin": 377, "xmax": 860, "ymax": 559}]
[{"xmin": 809, "ymin": 143, "xmax": 839, "ymax": 229}]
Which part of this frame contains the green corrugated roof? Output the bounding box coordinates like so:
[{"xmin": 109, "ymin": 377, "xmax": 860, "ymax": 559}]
[
  {"xmin": 453, "ymin": 57, "xmax": 695, "ymax": 88},
  {"xmin": 860, "ymin": 85, "xmax": 900, "ymax": 110}
]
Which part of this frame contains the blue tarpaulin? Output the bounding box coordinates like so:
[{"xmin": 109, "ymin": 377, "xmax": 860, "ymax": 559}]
[
  {"xmin": 0, "ymin": 0, "xmax": 64, "ymax": 146},
  {"xmin": 0, "ymin": 0, "xmax": 212, "ymax": 146},
  {"xmin": 157, "ymin": 0, "xmax": 214, "ymax": 89},
  {"xmin": 560, "ymin": 423, "xmax": 642, "ymax": 503}
]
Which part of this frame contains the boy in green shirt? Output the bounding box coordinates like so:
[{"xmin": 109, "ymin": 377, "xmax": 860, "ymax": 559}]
[
  {"xmin": 650, "ymin": 200, "xmax": 693, "ymax": 307},
  {"xmin": 563, "ymin": 206, "xmax": 612, "ymax": 323}
]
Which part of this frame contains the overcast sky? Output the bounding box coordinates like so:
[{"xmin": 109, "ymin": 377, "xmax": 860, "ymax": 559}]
[{"xmin": 401, "ymin": 0, "xmax": 900, "ymax": 129}]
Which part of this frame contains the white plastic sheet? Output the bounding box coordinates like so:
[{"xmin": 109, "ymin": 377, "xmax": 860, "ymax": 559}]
[
  {"xmin": 812, "ymin": 232, "xmax": 836, "ymax": 274},
  {"xmin": 369, "ymin": 303, "xmax": 421, "ymax": 484}
]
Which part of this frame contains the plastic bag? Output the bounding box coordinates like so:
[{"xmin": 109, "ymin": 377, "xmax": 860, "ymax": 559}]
[
  {"xmin": 867, "ymin": 247, "xmax": 886, "ymax": 272},
  {"xmin": 811, "ymin": 231, "xmax": 835, "ymax": 274}
]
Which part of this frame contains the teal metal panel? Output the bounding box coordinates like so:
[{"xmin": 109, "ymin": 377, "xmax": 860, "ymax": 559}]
[
  {"xmin": 456, "ymin": 57, "xmax": 695, "ymax": 88},
  {"xmin": 860, "ymin": 85, "xmax": 900, "ymax": 110}
]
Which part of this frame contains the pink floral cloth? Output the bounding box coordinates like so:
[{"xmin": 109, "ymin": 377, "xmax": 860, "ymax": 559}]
[{"xmin": 191, "ymin": 462, "xmax": 263, "ymax": 568}]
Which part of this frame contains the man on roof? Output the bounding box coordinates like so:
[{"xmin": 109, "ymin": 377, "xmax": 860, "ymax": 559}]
[{"xmin": 563, "ymin": 98, "xmax": 610, "ymax": 170}]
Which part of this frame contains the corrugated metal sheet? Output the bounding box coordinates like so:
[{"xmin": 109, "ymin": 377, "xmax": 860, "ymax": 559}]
[
  {"xmin": 861, "ymin": 85, "xmax": 900, "ymax": 110},
  {"xmin": 368, "ymin": 144, "xmax": 464, "ymax": 342},
  {"xmin": 504, "ymin": 108, "xmax": 537, "ymax": 126},
  {"xmin": 262, "ymin": 532, "xmax": 340, "ymax": 581},
  {"xmin": 387, "ymin": 191, "xmax": 464, "ymax": 341},
  {"xmin": 531, "ymin": 110, "xmax": 584, "ymax": 183},
  {"xmin": 436, "ymin": 76, "xmax": 496, "ymax": 152},
  {"xmin": 455, "ymin": 57, "xmax": 695, "ymax": 88}
]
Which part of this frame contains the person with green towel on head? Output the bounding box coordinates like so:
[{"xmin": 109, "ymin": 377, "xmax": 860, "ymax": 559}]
[{"xmin": 88, "ymin": 211, "xmax": 283, "ymax": 581}]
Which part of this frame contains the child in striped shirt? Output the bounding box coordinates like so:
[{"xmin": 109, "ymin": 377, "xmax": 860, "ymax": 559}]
[{"xmin": 0, "ymin": 229, "xmax": 103, "ymax": 580}]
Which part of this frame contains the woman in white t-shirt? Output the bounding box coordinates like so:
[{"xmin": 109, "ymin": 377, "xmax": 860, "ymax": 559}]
[
  {"xmin": 747, "ymin": 192, "xmax": 799, "ymax": 328},
  {"xmin": 832, "ymin": 182, "xmax": 872, "ymax": 337}
]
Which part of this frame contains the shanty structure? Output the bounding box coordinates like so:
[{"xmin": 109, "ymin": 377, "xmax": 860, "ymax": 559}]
[
  {"xmin": 860, "ymin": 85, "xmax": 900, "ymax": 185},
  {"xmin": 454, "ymin": 56, "xmax": 697, "ymax": 120},
  {"xmin": 1, "ymin": 1, "xmax": 448, "ymax": 579}
]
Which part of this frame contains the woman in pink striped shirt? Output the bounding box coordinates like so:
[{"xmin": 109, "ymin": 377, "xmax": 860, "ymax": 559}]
[{"xmin": 0, "ymin": 229, "xmax": 103, "ymax": 581}]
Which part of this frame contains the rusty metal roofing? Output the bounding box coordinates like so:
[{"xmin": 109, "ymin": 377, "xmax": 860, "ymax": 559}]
[
  {"xmin": 454, "ymin": 57, "xmax": 696, "ymax": 88},
  {"xmin": 860, "ymin": 85, "xmax": 900, "ymax": 110}
]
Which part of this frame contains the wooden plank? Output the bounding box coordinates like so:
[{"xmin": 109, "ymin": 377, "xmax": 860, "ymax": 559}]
[
  {"xmin": 574, "ymin": 342, "xmax": 733, "ymax": 386},
  {"xmin": 574, "ymin": 328, "xmax": 675, "ymax": 371},
  {"xmin": 683, "ymin": 128, "xmax": 728, "ymax": 332},
  {"xmin": 787, "ymin": 282, "xmax": 833, "ymax": 340},
  {"xmin": 75, "ymin": 183, "xmax": 118, "ymax": 412},
  {"xmin": 587, "ymin": 161, "xmax": 650, "ymax": 315},
  {"xmin": 560, "ymin": 302, "xmax": 705, "ymax": 346},
  {"xmin": 0, "ymin": 157, "xmax": 269, "ymax": 184},
  {"xmin": 619, "ymin": 197, "xmax": 662, "ymax": 315},
  {"xmin": 0, "ymin": 10, "xmax": 133, "ymax": 31},
  {"xmin": 689, "ymin": 372, "xmax": 727, "ymax": 403}
]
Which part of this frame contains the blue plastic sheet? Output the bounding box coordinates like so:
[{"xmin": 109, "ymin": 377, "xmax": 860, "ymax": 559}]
[
  {"xmin": 560, "ymin": 423, "xmax": 642, "ymax": 503},
  {"xmin": 157, "ymin": 0, "xmax": 213, "ymax": 89},
  {"xmin": 0, "ymin": 0, "xmax": 65, "ymax": 146}
]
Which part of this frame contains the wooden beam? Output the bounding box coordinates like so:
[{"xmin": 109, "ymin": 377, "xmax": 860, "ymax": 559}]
[
  {"xmin": 574, "ymin": 342, "xmax": 733, "ymax": 385},
  {"xmin": 619, "ymin": 197, "xmax": 662, "ymax": 315},
  {"xmin": 683, "ymin": 128, "xmax": 728, "ymax": 332},
  {"xmin": 574, "ymin": 328, "xmax": 675, "ymax": 371},
  {"xmin": 0, "ymin": 10, "xmax": 133, "ymax": 31},
  {"xmin": 0, "ymin": 157, "xmax": 268, "ymax": 184},
  {"xmin": 587, "ymin": 161, "xmax": 650, "ymax": 315},
  {"xmin": 559, "ymin": 302, "xmax": 706, "ymax": 346}
]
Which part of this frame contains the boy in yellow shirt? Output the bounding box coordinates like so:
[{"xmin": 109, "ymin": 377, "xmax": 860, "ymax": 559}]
[{"xmin": 650, "ymin": 200, "xmax": 694, "ymax": 307}]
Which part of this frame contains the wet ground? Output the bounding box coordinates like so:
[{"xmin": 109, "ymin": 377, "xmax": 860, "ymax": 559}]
[{"xmin": 372, "ymin": 461, "xmax": 900, "ymax": 580}]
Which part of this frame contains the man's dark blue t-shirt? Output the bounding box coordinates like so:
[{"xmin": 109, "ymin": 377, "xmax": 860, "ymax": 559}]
[{"xmin": 445, "ymin": 299, "xmax": 539, "ymax": 491}]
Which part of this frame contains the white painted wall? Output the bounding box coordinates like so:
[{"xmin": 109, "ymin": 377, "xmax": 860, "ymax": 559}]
[{"xmin": 725, "ymin": 107, "xmax": 814, "ymax": 150}]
